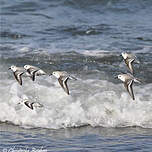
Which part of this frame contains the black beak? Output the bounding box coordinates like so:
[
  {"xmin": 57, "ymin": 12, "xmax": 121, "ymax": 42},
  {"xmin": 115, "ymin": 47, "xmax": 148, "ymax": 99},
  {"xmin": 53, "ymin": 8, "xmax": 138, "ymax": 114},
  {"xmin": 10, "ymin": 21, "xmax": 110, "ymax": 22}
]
[
  {"xmin": 49, "ymin": 74, "xmax": 52, "ymax": 76},
  {"xmin": 8, "ymin": 67, "xmax": 11, "ymax": 70}
]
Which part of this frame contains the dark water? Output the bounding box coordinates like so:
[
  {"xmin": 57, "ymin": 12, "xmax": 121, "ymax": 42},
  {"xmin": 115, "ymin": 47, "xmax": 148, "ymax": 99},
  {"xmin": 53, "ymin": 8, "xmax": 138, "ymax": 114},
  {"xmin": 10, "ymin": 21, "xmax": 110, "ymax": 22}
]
[
  {"xmin": 1, "ymin": 0, "xmax": 152, "ymax": 54},
  {"xmin": 1, "ymin": 0, "xmax": 152, "ymax": 151},
  {"xmin": 1, "ymin": 124, "xmax": 152, "ymax": 152}
]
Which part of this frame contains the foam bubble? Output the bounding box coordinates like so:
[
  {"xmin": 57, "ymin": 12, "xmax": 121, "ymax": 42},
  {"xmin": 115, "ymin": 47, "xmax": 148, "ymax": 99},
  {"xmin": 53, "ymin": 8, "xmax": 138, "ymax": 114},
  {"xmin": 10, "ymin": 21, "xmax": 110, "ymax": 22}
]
[{"xmin": 0, "ymin": 72, "xmax": 152, "ymax": 129}]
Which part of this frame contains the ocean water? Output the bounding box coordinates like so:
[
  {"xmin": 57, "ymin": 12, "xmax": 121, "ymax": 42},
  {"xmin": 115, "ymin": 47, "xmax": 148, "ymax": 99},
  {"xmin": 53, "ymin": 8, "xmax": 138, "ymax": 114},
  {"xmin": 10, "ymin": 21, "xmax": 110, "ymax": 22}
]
[{"xmin": 1, "ymin": 0, "xmax": 152, "ymax": 151}]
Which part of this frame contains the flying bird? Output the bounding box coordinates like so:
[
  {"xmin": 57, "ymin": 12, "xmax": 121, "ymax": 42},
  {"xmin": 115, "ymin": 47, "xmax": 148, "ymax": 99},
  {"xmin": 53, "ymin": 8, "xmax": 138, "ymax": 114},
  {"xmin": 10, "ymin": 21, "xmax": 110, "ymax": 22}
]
[
  {"xmin": 24, "ymin": 65, "xmax": 46, "ymax": 81},
  {"xmin": 9, "ymin": 65, "xmax": 24, "ymax": 85},
  {"xmin": 51, "ymin": 71, "xmax": 76, "ymax": 95},
  {"xmin": 18, "ymin": 99, "xmax": 43, "ymax": 110},
  {"xmin": 121, "ymin": 52, "xmax": 139, "ymax": 74},
  {"xmin": 117, "ymin": 73, "xmax": 141, "ymax": 100}
]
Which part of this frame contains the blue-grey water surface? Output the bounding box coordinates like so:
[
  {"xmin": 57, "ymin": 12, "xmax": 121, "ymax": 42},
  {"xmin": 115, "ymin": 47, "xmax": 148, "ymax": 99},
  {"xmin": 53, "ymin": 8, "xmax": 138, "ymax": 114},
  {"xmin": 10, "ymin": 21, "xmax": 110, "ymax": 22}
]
[
  {"xmin": 1, "ymin": 124, "xmax": 152, "ymax": 152},
  {"xmin": 1, "ymin": 0, "xmax": 152, "ymax": 151}
]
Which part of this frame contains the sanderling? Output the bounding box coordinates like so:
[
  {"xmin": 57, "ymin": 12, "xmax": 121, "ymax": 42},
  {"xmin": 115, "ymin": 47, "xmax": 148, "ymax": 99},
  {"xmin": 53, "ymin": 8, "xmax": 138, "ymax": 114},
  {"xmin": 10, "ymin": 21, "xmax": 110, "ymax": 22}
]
[
  {"xmin": 18, "ymin": 99, "xmax": 43, "ymax": 110},
  {"xmin": 116, "ymin": 73, "xmax": 141, "ymax": 100},
  {"xmin": 121, "ymin": 52, "xmax": 139, "ymax": 74},
  {"xmin": 51, "ymin": 71, "xmax": 76, "ymax": 95},
  {"xmin": 9, "ymin": 65, "xmax": 24, "ymax": 85},
  {"xmin": 24, "ymin": 65, "xmax": 46, "ymax": 81}
]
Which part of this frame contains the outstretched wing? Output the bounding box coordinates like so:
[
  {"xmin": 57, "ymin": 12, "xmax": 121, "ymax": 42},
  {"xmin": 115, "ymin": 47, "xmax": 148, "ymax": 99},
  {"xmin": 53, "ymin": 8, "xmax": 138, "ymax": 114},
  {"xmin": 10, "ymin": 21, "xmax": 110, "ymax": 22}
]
[
  {"xmin": 124, "ymin": 80, "xmax": 135, "ymax": 100},
  {"xmin": 63, "ymin": 77, "xmax": 70, "ymax": 95},
  {"xmin": 27, "ymin": 67, "xmax": 38, "ymax": 74},
  {"xmin": 125, "ymin": 58, "xmax": 135, "ymax": 74},
  {"xmin": 31, "ymin": 70, "xmax": 39, "ymax": 81},
  {"xmin": 13, "ymin": 71, "xmax": 24, "ymax": 86},
  {"xmin": 27, "ymin": 67, "xmax": 34, "ymax": 75},
  {"xmin": 24, "ymin": 101, "xmax": 34, "ymax": 110},
  {"xmin": 58, "ymin": 77, "xmax": 69, "ymax": 95}
]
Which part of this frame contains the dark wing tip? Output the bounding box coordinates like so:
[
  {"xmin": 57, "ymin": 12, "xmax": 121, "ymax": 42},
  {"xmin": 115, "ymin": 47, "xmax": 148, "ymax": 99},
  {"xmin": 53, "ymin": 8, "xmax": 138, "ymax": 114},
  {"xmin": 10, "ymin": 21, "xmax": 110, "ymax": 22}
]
[
  {"xmin": 66, "ymin": 91, "xmax": 70, "ymax": 95},
  {"xmin": 20, "ymin": 81, "xmax": 22, "ymax": 86},
  {"xmin": 32, "ymin": 75, "xmax": 35, "ymax": 81}
]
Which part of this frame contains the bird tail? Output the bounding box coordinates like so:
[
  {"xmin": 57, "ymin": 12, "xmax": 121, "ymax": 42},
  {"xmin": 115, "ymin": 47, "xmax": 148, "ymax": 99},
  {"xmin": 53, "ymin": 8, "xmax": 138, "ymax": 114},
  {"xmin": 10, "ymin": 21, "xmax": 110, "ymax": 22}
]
[
  {"xmin": 69, "ymin": 76, "xmax": 77, "ymax": 80},
  {"xmin": 135, "ymin": 59, "xmax": 140, "ymax": 64},
  {"xmin": 134, "ymin": 78, "xmax": 141, "ymax": 83}
]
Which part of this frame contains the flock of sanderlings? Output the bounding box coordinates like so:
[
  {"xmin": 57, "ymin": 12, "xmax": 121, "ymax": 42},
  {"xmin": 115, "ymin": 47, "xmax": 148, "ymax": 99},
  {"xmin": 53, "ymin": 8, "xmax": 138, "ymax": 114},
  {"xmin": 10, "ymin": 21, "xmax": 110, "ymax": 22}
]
[{"xmin": 8, "ymin": 52, "xmax": 141, "ymax": 110}]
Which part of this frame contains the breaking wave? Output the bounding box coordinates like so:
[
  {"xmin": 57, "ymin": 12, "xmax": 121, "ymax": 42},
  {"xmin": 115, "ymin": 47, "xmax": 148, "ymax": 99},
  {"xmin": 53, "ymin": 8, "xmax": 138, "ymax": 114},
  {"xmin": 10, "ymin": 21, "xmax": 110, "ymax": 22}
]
[{"xmin": 0, "ymin": 63, "xmax": 152, "ymax": 129}]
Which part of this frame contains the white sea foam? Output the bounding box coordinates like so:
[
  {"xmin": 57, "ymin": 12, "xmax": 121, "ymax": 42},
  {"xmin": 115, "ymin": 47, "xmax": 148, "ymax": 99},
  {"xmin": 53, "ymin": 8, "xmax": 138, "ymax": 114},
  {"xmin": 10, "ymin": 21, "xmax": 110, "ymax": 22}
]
[
  {"xmin": 0, "ymin": 69, "xmax": 152, "ymax": 129},
  {"xmin": 81, "ymin": 50, "xmax": 117, "ymax": 57}
]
